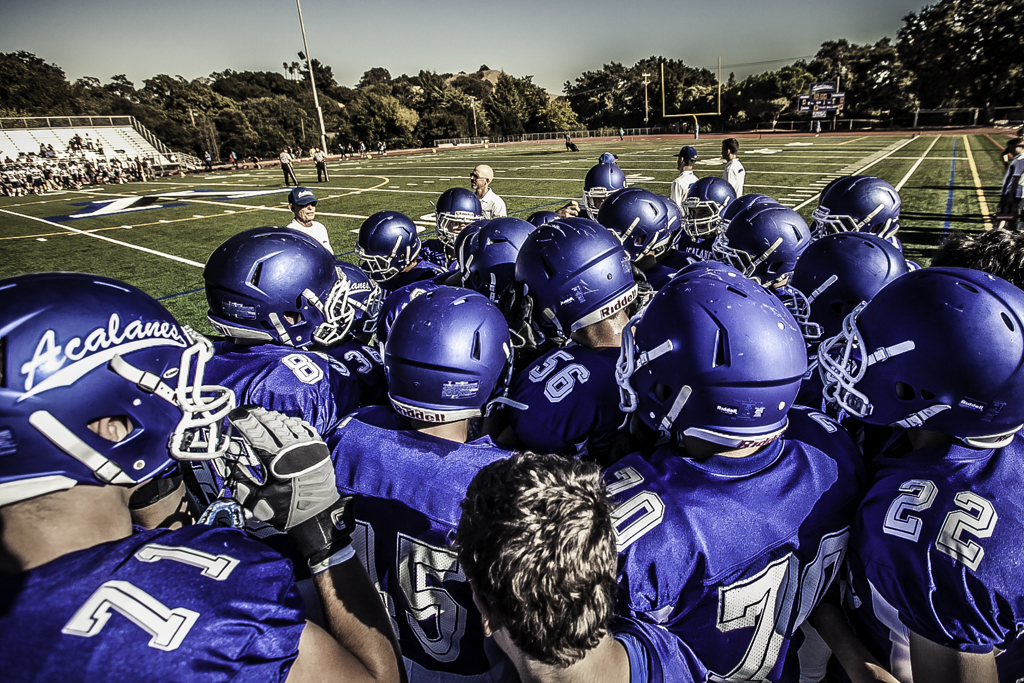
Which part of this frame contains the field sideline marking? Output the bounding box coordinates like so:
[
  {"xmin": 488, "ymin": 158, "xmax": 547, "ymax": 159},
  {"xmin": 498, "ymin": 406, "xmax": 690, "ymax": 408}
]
[
  {"xmin": 837, "ymin": 136, "xmax": 869, "ymax": 146},
  {"xmin": 962, "ymin": 136, "xmax": 992, "ymax": 230},
  {"xmin": 894, "ymin": 136, "xmax": 941, "ymax": 191},
  {"xmin": 793, "ymin": 137, "xmax": 916, "ymax": 210},
  {"xmin": 0, "ymin": 208, "xmax": 205, "ymax": 268}
]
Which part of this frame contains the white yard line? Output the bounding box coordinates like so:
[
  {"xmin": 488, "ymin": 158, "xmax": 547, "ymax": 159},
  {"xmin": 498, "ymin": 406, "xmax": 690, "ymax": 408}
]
[{"xmin": 0, "ymin": 208, "xmax": 205, "ymax": 268}]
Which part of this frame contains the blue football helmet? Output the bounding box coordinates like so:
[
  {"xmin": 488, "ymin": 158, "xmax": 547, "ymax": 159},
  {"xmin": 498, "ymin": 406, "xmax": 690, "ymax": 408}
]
[
  {"xmin": 526, "ymin": 210, "xmax": 559, "ymax": 227},
  {"xmin": 720, "ymin": 193, "xmax": 778, "ymax": 230},
  {"xmin": 461, "ymin": 217, "xmax": 537, "ymax": 303},
  {"xmin": 384, "ymin": 287, "xmax": 513, "ymax": 423},
  {"xmin": 681, "ymin": 176, "xmax": 737, "ymax": 239},
  {"xmin": 617, "ymin": 262, "xmax": 807, "ymax": 447},
  {"xmin": 583, "ymin": 162, "xmax": 628, "ymax": 219},
  {"xmin": 0, "ymin": 273, "xmax": 234, "ymax": 506},
  {"xmin": 433, "ymin": 187, "xmax": 483, "ymax": 249},
  {"xmin": 205, "ymin": 227, "xmax": 353, "ymax": 348},
  {"xmin": 818, "ymin": 268, "xmax": 1024, "ymax": 447},
  {"xmin": 333, "ymin": 261, "xmax": 384, "ymax": 340},
  {"xmin": 374, "ymin": 281, "xmax": 444, "ymax": 352},
  {"xmin": 712, "ymin": 204, "xmax": 812, "ymax": 286},
  {"xmin": 515, "ymin": 217, "xmax": 637, "ymax": 337},
  {"xmin": 790, "ymin": 232, "xmax": 909, "ymax": 342},
  {"xmin": 597, "ymin": 187, "xmax": 672, "ymax": 261},
  {"xmin": 356, "ymin": 210, "xmax": 422, "ymax": 282},
  {"xmin": 811, "ymin": 175, "xmax": 901, "ymax": 240}
]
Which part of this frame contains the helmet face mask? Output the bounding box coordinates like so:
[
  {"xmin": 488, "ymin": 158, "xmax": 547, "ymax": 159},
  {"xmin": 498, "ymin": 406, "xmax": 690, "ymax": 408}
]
[
  {"xmin": 461, "ymin": 217, "xmax": 537, "ymax": 303},
  {"xmin": 0, "ymin": 274, "xmax": 235, "ymax": 507},
  {"xmin": 682, "ymin": 177, "xmax": 737, "ymax": 239},
  {"xmin": 318, "ymin": 263, "xmax": 384, "ymax": 344},
  {"xmin": 818, "ymin": 268, "xmax": 1024, "ymax": 447}
]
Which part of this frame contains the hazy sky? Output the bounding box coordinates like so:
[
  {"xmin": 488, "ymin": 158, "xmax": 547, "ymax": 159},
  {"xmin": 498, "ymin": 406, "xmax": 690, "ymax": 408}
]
[{"xmin": 1, "ymin": 0, "xmax": 930, "ymax": 93}]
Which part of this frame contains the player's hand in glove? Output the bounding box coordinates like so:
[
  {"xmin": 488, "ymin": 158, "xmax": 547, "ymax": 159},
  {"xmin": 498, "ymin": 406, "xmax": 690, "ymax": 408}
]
[
  {"xmin": 228, "ymin": 405, "xmax": 353, "ymax": 572},
  {"xmin": 500, "ymin": 282, "xmax": 537, "ymax": 352}
]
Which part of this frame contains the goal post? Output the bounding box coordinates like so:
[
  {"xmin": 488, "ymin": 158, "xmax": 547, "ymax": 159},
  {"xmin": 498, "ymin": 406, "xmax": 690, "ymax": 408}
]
[{"xmin": 660, "ymin": 57, "xmax": 722, "ymax": 130}]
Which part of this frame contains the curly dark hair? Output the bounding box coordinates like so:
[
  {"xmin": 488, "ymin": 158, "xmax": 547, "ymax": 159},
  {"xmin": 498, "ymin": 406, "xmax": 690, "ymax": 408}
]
[
  {"xmin": 931, "ymin": 228, "xmax": 1024, "ymax": 290},
  {"xmin": 454, "ymin": 452, "xmax": 618, "ymax": 668}
]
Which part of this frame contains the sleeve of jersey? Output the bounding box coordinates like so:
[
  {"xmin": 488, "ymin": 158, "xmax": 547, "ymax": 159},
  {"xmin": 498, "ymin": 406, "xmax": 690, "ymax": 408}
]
[{"xmin": 611, "ymin": 616, "xmax": 709, "ymax": 683}]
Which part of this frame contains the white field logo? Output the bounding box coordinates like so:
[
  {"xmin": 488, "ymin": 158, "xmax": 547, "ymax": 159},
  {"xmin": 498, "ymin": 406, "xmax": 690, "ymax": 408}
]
[{"xmin": 20, "ymin": 313, "xmax": 186, "ymax": 398}]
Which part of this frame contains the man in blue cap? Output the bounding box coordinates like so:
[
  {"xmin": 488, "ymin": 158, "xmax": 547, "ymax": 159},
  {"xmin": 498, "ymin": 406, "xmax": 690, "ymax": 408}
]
[
  {"xmin": 287, "ymin": 186, "xmax": 333, "ymax": 253},
  {"xmin": 669, "ymin": 145, "xmax": 698, "ymax": 211}
]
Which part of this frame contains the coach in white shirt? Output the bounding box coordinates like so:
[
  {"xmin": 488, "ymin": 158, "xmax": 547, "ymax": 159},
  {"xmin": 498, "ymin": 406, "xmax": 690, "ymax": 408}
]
[
  {"xmin": 286, "ymin": 187, "xmax": 334, "ymax": 253},
  {"xmin": 471, "ymin": 164, "xmax": 507, "ymax": 218}
]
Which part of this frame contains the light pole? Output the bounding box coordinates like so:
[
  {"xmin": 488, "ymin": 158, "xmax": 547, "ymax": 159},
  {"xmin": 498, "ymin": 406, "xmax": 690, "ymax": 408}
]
[
  {"xmin": 642, "ymin": 72, "xmax": 651, "ymax": 125},
  {"xmin": 469, "ymin": 96, "xmax": 478, "ymax": 138},
  {"xmin": 295, "ymin": 0, "xmax": 328, "ymax": 155}
]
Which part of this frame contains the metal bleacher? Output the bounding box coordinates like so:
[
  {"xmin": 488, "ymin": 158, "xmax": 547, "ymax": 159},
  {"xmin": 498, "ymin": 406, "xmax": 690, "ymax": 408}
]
[{"xmin": 0, "ymin": 116, "xmax": 199, "ymax": 170}]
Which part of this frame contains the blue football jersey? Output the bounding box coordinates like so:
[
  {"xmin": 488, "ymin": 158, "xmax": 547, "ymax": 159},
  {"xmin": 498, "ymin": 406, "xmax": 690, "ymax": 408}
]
[
  {"xmin": 610, "ymin": 406, "xmax": 865, "ymax": 681},
  {"xmin": 206, "ymin": 341, "xmax": 363, "ymax": 436},
  {"xmin": 315, "ymin": 339, "xmax": 388, "ymax": 408},
  {"xmin": 0, "ymin": 525, "xmax": 305, "ymax": 683},
  {"xmin": 381, "ymin": 260, "xmax": 449, "ymax": 294},
  {"xmin": 328, "ymin": 406, "xmax": 517, "ymax": 683},
  {"xmin": 844, "ymin": 433, "xmax": 1024, "ymax": 682},
  {"xmin": 507, "ymin": 344, "xmax": 624, "ymax": 463},
  {"xmin": 676, "ymin": 234, "xmax": 717, "ymax": 263},
  {"xmin": 611, "ymin": 616, "xmax": 708, "ymax": 683}
]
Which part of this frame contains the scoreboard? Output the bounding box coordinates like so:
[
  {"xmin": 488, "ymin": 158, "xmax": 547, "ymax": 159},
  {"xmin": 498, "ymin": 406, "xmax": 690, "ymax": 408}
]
[{"xmin": 797, "ymin": 82, "xmax": 845, "ymax": 115}]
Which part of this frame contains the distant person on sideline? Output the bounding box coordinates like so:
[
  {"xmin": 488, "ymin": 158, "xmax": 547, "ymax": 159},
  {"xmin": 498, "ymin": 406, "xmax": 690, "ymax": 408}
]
[
  {"xmin": 286, "ymin": 186, "xmax": 333, "ymax": 253},
  {"xmin": 721, "ymin": 138, "xmax": 745, "ymax": 196},
  {"xmin": 280, "ymin": 148, "xmax": 298, "ymax": 186},
  {"xmin": 669, "ymin": 145, "xmax": 699, "ymax": 211}
]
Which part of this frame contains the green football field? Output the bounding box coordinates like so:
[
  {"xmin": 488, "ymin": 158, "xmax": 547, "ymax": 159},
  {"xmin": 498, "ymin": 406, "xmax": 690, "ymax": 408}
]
[{"xmin": 0, "ymin": 132, "xmax": 1008, "ymax": 335}]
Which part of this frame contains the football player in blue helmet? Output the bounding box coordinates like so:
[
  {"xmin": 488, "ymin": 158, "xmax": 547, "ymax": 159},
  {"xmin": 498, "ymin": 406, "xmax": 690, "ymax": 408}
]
[
  {"xmin": 201, "ymin": 226, "xmax": 386, "ymax": 436},
  {"xmin": 313, "ymin": 260, "xmax": 389, "ymax": 409},
  {"xmin": 583, "ymin": 162, "xmax": 628, "ymax": 220},
  {"xmin": 810, "ymin": 175, "xmax": 901, "ymax": 241},
  {"xmin": 712, "ymin": 203, "xmax": 812, "ymax": 287},
  {"xmin": 356, "ymin": 210, "xmax": 445, "ymax": 293},
  {"xmin": 374, "ymin": 280, "xmax": 445, "ymax": 352},
  {"xmin": 657, "ymin": 194, "xmax": 703, "ymax": 271},
  {"xmin": 789, "ymin": 232, "xmax": 909, "ymax": 410},
  {"xmin": 0, "ymin": 272, "xmax": 403, "ymax": 683},
  {"xmin": 455, "ymin": 452, "xmax": 709, "ymax": 683},
  {"xmin": 610, "ymin": 262, "xmax": 864, "ymax": 681},
  {"xmin": 327, "ymin": 286, "xmax": 519, "ymax": 682},
  {"xmin": 597, "ymin": 187, "xmax": 675, "ymax": 291},
  {"xmin": 816, "ymin": 267, "xmax": 1024, "ymax": 683},
  {"xmin": 505, "ymin": 218, "xmax": 638, "ymax": 465},
  {"xmin": 680, "ymin": 175, "xmax": 737, "ymax": 242},
  {"xmin": 426, "ymin": 187, "xmax": 483, "ymax": 268},
  {"xmin": 720, "ymin": 192, "xmax": 779, "ymax": 230},
  {"xmin": 460, "ymin": 216, "xmax": 537, "ymax": 303}
]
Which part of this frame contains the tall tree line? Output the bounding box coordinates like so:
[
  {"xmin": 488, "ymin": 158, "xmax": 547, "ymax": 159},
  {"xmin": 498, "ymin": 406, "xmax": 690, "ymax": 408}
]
[{"xmin": 1, "ymin": 0, "xmax": 1019, "ymax": 155}]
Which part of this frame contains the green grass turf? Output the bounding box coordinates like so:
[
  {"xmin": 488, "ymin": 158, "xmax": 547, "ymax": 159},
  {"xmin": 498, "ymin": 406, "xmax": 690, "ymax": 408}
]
[{"xmin": 0, "ymin": 133, "xmax": 1008, "ymax": 333}]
